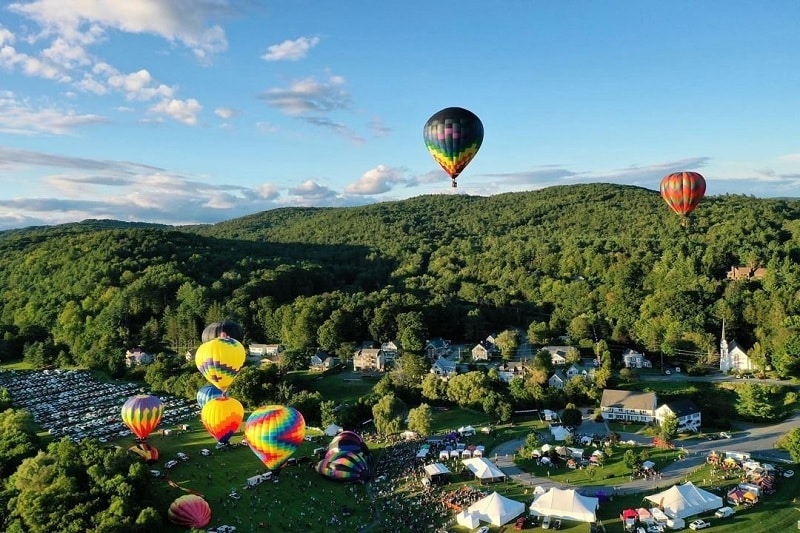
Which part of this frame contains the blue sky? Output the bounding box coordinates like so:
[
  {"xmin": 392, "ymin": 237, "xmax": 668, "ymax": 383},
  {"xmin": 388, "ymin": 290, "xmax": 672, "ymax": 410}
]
[{"xmin": 0, "ymin": 1, "xmax": 798, "ymax": 230}]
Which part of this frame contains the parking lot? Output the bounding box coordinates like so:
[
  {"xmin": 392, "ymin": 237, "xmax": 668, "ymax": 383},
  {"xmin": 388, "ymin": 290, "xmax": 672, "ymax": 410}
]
[{"xmin": 0, "ymin": 369, "xmax": 197, "ymax": 443}]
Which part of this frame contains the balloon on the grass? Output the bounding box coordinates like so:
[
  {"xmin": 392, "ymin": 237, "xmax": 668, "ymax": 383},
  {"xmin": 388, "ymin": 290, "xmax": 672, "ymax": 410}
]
[
  {"xmin": 244, "ymin": 405, "xmax": 306, "ymax": 470},
  {"xmin": 167, "ymin": 494, "xmax": 211, "ymax": 529},
  {"xmin": 195, "ymin": 337, "xmax": 246, "ymax": 393},
  {"xmin": 201, "ymin": 396, "xmax": 244, "ymax": 444},
  {"xmin": 120, "ymin": 394, "xmax": 163, "ymax": 441},
  {"xmin": 129, "ymin": 442, "xmax": 159, "ymax": 464},
  {"xmin": 316, "ymin": 449, "xmax": 371, "ymax": 482},
  {"xmin": 196, "ymin": 384, "xmax": 224, "ymax": 409}
]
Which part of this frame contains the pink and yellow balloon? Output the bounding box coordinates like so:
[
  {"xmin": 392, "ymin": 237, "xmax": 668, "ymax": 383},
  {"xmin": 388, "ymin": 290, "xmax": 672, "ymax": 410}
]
[
  {"xmin": 244, "ymin": 405, "xmax": 306, "ymax": 470},
  {"xmin": 201, "ymin": 396, "xmax": 244, "ymax": 444}
]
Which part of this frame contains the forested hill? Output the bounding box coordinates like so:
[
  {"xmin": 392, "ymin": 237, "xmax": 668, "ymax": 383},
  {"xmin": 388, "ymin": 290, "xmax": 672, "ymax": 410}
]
[{"xmin": 2, "ymin": 183, "xmax": 800, "ymax": 378}]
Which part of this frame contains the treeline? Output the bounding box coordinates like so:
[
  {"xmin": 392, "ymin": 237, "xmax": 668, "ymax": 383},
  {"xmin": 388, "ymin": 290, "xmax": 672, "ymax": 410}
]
[{"xmin": 1, "ymin": 183, "xmax": 800, "ymax": 378}]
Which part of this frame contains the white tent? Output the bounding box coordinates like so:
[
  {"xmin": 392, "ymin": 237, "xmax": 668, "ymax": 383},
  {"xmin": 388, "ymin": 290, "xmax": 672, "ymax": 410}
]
[
  {"xmin": 455, "ymin": 510, "xmax": 480, "ymax": 529},
  {"xmin": 323, "ymin": 424, "xmax": 343, "ymax": 437},
  {"xmin": 458, "ymin": 425, "xmax": 476, "ymax": 435},
  {"xmin": 462, "ymin": 457, "xmax": 507, "ymax": 484},
  {"xmin": 645, "ymin": 482, "xmax": 723, "ymax": 519},
  {"xmin": 550, "ymin": 426, "xmax": 570, "ymax": 441},
  {"xmin": 467, "ymin": 491, "xmax": 525, "ymax": 526},
  {"xmin": 529, "ymin": 487, "xmax": 599, "ymax": 523}
]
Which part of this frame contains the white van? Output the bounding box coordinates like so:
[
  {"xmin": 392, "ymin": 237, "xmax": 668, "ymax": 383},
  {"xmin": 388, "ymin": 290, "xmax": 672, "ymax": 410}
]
[
  {"xmin": 165, "ymin": 460, "xmax": 179, "ymax": 469},
  {"xmin": 714, "ymin": 506, "xmax": 734, "ymax": 518}
]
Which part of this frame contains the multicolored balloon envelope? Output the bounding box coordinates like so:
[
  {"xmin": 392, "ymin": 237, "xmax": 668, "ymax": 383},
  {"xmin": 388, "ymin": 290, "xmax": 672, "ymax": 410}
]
[
  {"xmin": 201, "ymin": 396, "xmax": 244, "ymax": 444},
  {"xmin": 120, "ymin": 394, "xmax": 163, "ymax": 441},
  {"xmin": 201, "ymin": 320, "xmax": 244, "ymax": 343},
  {"xmin": 129, "ymin": 442, "xmax": 159, "ymax": 464},
  {"xmin": 167, "ymin": 494, "xmax": 211, "ymax": 529},
  {"xmin": 660, "ymin": 171, "xmax": 706, "ymax": 218},
  {"xmin": 329, "ymin": 431, "xmax": 370, "ymax": 456},
  {"xmin": 423, "ymin": 106, "xmax": 484, "ymax": 188},
  {"xmin": 196, "ymin": 384, "xmax": 224, "ymax": 409},
  {"xmin": 195, "ymin": 337, "xmax": 246, "ymax": 393},
  {"xmin": 316, "ymin": 449, "xmax": 370, "ymax": 482},
  {"xmin": 244, "ymin": 405, "xmax": 306, "ymax": 470}
]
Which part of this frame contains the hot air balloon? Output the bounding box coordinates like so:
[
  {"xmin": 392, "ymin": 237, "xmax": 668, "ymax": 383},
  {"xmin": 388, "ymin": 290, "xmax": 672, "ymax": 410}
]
[
  {"xmin": 196, "ymin": 384, "xmax": 224, "ymax": 409},
  {"xmin": 316, "ymin": 449, "xmax": 371, "ymax": 482},
  {"xmin": 195, "ymin": 337, "xmax": 246, "ymax": 393},
  {"xmin": 244, "ymin": 405, "xmax": 306, "ymax": 470},
  {"xmin": 660, "ymin": 171, "xmax": 706, "ymax": 221},
  {"xmin": 129, "ymin": 442, "xmax": 159, "ymax": 464},
  {"xmin": 201, "ymin": 396, "xmax": 244, "ymax": 444},
  {"xmin": 201, "ymin": 320, "xmax": 243, "ymax": 343},
  {"xmin": 423, "ymin": 106, "xmax": 484, "ymax": 188},
  {"xmin": 168, "ymin": 494, "xmax": 211, "ymax": 529},
  {"xmin": 121, "ymin": 394, "xmax": 163, "ymax": 442},
  {"xmin": 329, "ymin": 431, "xmax": 370, "ymax": 456}
]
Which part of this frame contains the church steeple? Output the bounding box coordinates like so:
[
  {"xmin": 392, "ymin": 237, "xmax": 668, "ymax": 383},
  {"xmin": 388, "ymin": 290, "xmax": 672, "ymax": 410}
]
[{"xmin": 720, "ymin": 319, "xmax": 730, "ymax": 371}]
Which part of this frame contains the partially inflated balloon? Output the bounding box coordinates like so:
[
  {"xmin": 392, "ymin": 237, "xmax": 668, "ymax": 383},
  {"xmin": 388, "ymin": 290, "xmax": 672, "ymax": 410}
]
[
  {"xmin": 195, "ymin": 337, "xmax": 246, "ymax": 392},
  {"xmin": 201, "ymin": 396, "xmax": 244, "ymax": 444},
  {"xmin": 423, "ymin": 107, "xmax": 484, "ymax": 188},
  {"xmin": 660, "ymin": 171, "xmax": 706, "ymax": 218},
  {"xmin": 329, "ymin": 431, "xmax": 370, "ymax": 456},
  {"xmin": 201, "ymin": 320, "xmax": 244, "ymax": 343},
  {"xmin": 244, "ymin": 405, "xmax": 306, "ymax": 470},
  {"xmin": 129, "ymin": 442, "xmax": 159, "ymax": 464},
  {"xmin": 168, "ymin": 494, "xmax": 211, "ymax": 529},
  {"xmin": 316, "ymin": 449, "xmax": 370, "ymax": 482},
  {"xmin": 196, "ymin": 384, "xmax": 224, "ymax": 409},
  {"xmin": 121, "ymin": 394, "xmax": 163, "ymax": 441}
]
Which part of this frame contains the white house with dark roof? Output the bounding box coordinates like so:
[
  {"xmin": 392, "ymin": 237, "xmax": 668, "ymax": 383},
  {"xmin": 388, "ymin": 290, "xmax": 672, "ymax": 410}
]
[
  {"xmin": 430, "ymin": 357, "xmax": 458, "ymax": 379},
  {"xmin": 310, "ymin": 350, "xmax": 339, "ymax": 372},
  {"xmin": 719, "ymin": 321, "xmax": 755, "ymax": 373},
  {"xmin": 540, "ymin": 345, "xmax": 571, "ymax": 366},
  {"xmin": 548, "ymin": 370, "xmax": 568, "ymax": 389},
  {"xmin": 496, "ymin": 361, "xmax": 527, "ymax": 383},
  {"xmin": 472, "ymin": 339, "xmax": 499, "ymax": 361},
  {"xmin": 655, "ymin": 398, "xmax": 702, "ymax": 432},
  {"xmin": 600, "ymin": 389, "xmax": 657, "ymax": 423},
  {"xmin": 622, "ymin": 349, "xmax": 651, "ymax": 369},
  {"xmin": 425, "ymin": 338, "xmax": 451, "ymax": 360}
]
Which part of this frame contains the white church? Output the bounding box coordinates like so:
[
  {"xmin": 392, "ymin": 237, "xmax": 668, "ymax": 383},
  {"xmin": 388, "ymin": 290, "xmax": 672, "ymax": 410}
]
[{"xmin": 719, "ymin": 321, "xmax": 755, "ymax": 373}]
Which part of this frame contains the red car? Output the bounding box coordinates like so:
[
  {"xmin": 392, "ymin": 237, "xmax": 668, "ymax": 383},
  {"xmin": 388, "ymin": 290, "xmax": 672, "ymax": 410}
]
[{"xmin": 515, "ymin": 516, "xmax": 527, "ymax": 530}]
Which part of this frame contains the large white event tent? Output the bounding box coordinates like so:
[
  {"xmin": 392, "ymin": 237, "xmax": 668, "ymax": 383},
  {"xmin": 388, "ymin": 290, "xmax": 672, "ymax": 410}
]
[
  {"xmin": 529, "ymin": 487, "xmax": 599, "ymax": 523},
  {"xmin": 466, "ymin": 491, "xmax": 526, "ymax": 526},
  {"xmin": 462, "ymin": 457, "xmax": 507, "ymax": 484},
  {"xmin": 644, "ymin": 482, "xmax": 723, "ymax": 519}
]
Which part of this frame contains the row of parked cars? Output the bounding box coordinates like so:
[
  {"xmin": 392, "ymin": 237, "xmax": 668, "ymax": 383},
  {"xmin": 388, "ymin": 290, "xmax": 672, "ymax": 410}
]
[{"xmin": 0, "ymin": 369, "xmax": 197, "ymax": 443}]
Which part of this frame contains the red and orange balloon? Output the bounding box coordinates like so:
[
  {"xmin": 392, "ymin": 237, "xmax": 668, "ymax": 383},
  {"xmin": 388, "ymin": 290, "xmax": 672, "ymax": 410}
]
[{"xmin": 660, "ymin": 171, "xmax": 706, "ymax": 219}]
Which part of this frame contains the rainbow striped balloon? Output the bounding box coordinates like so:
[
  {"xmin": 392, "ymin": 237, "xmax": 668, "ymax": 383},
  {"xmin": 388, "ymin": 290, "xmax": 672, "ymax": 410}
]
[
  {"xmin": 201, "ymin": 396, "xmax": 244, "ymax": 444},
  {"xmin": 195, "ymin": 337, "xmax": 246, "ymax": 392},
  {"xmin": 121, "ymin": 394, "xmax": 163, "ymax": 441},
  {"xmin": 244, "ymin": 405, "xmax": 306, "ymax": 470}
]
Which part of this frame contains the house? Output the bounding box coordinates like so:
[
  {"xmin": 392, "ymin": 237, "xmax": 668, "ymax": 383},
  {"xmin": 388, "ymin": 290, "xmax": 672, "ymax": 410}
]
[
  {"xmin": 541, "ymin": 346, "xmax": 571, "ymax": 366},
  {"xmin": 353, "ymin": 348, "xmax": 387, "ymax": 372},
  {"xmin": 655, "ymin": 398, "xmax": 702, "ymax": 432},
  {"xmin": 249, "ymin": 344, "xmax": 284, "ymax": 365},
  {"xmin": 719, "ymin": 322, "xmax": 756, "ymax": 373},
  {"xmin": 381, "ymin": 341, "xmax": 400, "ymax": 365},
  {"xmin": 565, "ymin": 363, "xmax": 594, "ymax": 380},
  {"xmin": 548, "ymin": 370, "xmax": 568, "ymax": 390},
  {"xmin": 309, "ymin": 350, "xmax": 339, "ymax": 372},
  {"xmin": 496, "ymin": 361, "xmax": 526, "ymax": 383},
  {"xmin": 425, "ymin": 338, "xmax": 451, "ymax": 360},
  {"xmin": 472, "ymin": 339, "xmax": 499, "ymax": 361},
  {"xmin": 726, "ymin": 265, "xmax": 766, "ymax": 281},
  {"xmin": 600, "ymin": 389, "xmax": 657, "ymax": 423},
  {"xmin": 622, "ymin": 349, "xmax": 651, "ymax": 369},
  {"xmin": 125, "ymin": 347, "xmax": 153, "ymax": 367},
  {"xmin": 430, "ymin": 357, "xmax": 458, "ymax": 379}
]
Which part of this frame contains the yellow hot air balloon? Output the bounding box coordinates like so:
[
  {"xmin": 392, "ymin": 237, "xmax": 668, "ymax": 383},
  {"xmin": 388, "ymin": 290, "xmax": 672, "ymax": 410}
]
[
  {"xmin": 201, "ymin": 396, "xmax": 244, "ymax": 444},
  {"xmin": 195, "ymin": 337, "xmax": 246, "ymax": 393}
]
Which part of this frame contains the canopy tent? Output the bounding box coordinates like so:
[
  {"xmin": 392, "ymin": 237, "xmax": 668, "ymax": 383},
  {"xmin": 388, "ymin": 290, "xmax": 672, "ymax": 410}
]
[
  {"xmin": 529, "ymin": 487, "xmax": 599, "ymax": 523},
  {"xmin": 462, "ymin": 457, "xmax": 507, "ymax": 484},
  {"xmin": 550, "ymin": 426, "xmax": 570, "ymax": 441},
  {"xmin": 324, "ymin": 424, "xmax": 343, "ymax": 437},
  {"xmin": 423, "ymin": 463, "xmax": 451, "ymax": 485},
  {"xmin": 645, "ymin": 482, "xmax": 723, "ymax": 519},
  {"xmin": 455, "ymin": 510, "xmax": 480, "ymax": 529},
  {"xmin": 466, "ymin": 491, "xmax": 525, "ymax": 526},
  {"xmin": 458, "ymin": 425, "xmax": 475, "ymax": 435},
  {"xmin": 642, "ymin": 460, "xmax": 656, "ymax": 470}
]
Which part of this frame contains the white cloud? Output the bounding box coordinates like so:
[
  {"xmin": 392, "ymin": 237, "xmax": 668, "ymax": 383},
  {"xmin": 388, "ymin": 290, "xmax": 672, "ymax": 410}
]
[
  {"xmin": 260, "ymin": 74, "xmax": 349, "ymax": 116},
  {"xmin": 0, "ymin": 92, "xmax": 107, "ymax": 135},
  {"xmin": 345, "ymin": 165, "xmax": 411, "ymax": 195},
  {"xmin": 8, "ymin": 0, "xmax": 230, "ymax": 59},
  {"xmin": 148, "ymin": 98, "xmax": 202, "ymax": 125},
  {"xmin": 256, "ymin": 183, "xmax": 280, "ymax": 200},
  {"xmin": 107, "ymin": 69, "xmax": 174, "ymax": 101},
  {"xmin": 780, "ymin": 153, "xmax": 800, "ymax": 162},
  {"xmin": 287, "ymin": 180, "xmax": 341, "ymax": 203},
  {"xmin": 214, "ymin": 107, "xmax": 238, "ymax": 120},
  {"xmin": 261, "ymin": 36, "xmax": 320, "ymax": 61}
]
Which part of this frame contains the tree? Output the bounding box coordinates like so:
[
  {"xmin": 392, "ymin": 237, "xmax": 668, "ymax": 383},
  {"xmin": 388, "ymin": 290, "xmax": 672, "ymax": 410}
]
[
  {"xmin": 495, "ymin": 329, "xmax": 520, "ymax": 361},
  {"xmin": 532, "ymin": 349, "xmax": 554, "ymax": 374},
  {"xmin": 372, "ymin": 394, "xmax": 407, "ymax": 435},
  {"xmin": 391, "ymin": 353, "xmax": 428, "ymax": 388},
  {"xmin": 623, "ymin": 449, "xmax": 640, "ymax": 472},
  {"xmin": 446, "ymin": 372, "xmax": 489, "ymax": 409},
  {"xmin": 736, "ymin": 383, "xmax": 788, "ymax": 421},
  {"xmin": 407, "ymin": 403, "xmax": 433, "ymax": 436},
  {"xmin": 561, "ymin": 403, "xmax": 582, "ymax": 428},
  {"xmin": 421, "ymin": 373, "xmax": 447, "ymax": 402},
  {"xmin": 396, "ymin": 311, "xmax": 427, "ymax": 352},
  {"xmin": 320, "ymin": 400, "xmax": 338, "ymax": 427},
  {"xmin": 779, "ymin": 427, "xmax": 800, "ymax": 463},
  {"xmin": 658, "ymin": 413, "xmax": 679, "ymax": 442}
]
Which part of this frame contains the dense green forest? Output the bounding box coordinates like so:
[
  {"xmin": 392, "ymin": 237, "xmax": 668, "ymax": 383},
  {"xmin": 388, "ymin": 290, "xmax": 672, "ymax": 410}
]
[{"xmin": 2, "ymin": 183, "xmax": 800, "ymax": 379}]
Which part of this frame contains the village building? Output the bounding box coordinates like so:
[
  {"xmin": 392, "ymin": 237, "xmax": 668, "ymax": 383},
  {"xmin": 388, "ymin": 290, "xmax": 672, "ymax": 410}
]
[
  {"xmin": 353, "ymin": 347, "xmax": 387, "ymax": 372},
  {"xmin": 495, "ymin": 361, "xmax": 526, "ymax": 383},
  {"xmin": 719, "ymin": 321, "xmax": 756, "ymax": 373},
  {"xmin": 726, "ymin": 265, "xmax": 766, "ymax": 281},
  {"xmin": 600, "ymin": 389, "xmax": 657, "ymax": 423},
  {"xmin": 125, "ymin": 347, "xmax": 153, "ymax": 367},
  {"xmin": 622, "ymin": 349, "xmax": 651, "ymax": 368},
  {"xmin": 309, "ymin": 350, "xmax": 340, "ymax": 372},
  {"xmin": 381, "ymin": 341, "xmax": 400, "ymax": 365},
  {"xmin": 430, "ymin": 357, "xmax": 458, "ymax": 379},
  {"xmin": 471, "ymin": 338, "xmax": 500, "ymax": 361},
  {"xmin": 425, "ymin": 338, "xmax": 451, "ymax": 360},
  {"xmin": 541, "ymin": 345, "xmax": 571, "ymax": 366},
  {"xmin": 655, "ymin": 398, "xmax": 702, "ymax": 432},
  {"xmin": 547, "ymin": 369, "xmax": 568, "ymax": 389}
]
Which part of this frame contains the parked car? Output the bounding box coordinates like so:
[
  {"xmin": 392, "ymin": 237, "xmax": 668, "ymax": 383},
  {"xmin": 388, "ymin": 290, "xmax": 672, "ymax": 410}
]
[
  {"xmin": 689, "ymin": 519, "xmax": 710, "ymax": 530},
  {"xmin": 553, "ymin": 519, "xmax": 562, "ymax": 530},
  {"xmin": 784, "ymin": 469, "xmax": 795, "ymax": 478},
  {"xmin": 664, "ymin": 370, "xmax": 672, "ymax": 375},
  {"xmin": 714, "ymin": 506, "xmax": 734, "ymax": 518},
  {"xmin": 719, "ymin": 432, "xmax": 732, "ymax": 439},
  {"xmin": 476, "ymin": 527, "xmax": 490, "ymax": 533},
  {"xmin": 542, "ymin": 516, "xmax": 552, "ymax": 529}
]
